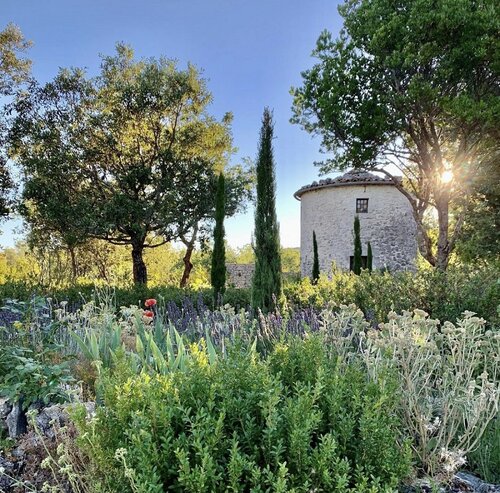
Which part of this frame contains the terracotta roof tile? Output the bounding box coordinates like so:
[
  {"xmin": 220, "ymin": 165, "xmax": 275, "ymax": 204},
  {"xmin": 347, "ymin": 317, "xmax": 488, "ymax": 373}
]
[{"xmin": 294, "ymin": 169, "xmax": 400, "ymax": 199}]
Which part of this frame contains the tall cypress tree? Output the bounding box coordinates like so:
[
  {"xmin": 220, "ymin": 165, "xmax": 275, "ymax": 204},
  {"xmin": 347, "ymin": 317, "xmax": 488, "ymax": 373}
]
[
  {"xmin": 353, "ymin": 215, "xmax": 362, "ymax": 275},
  {"xmin": 367, "ymin": 241, "xmax": 373, "ymax": 272},
  {"xmin": 252, "ymin": 108, "xmax": 282, "ymax": 311},
  {"xmin": 312, "ymin": 230, "xmax": 320, "ymax": 284},
  {"xmin": 211, "ymin": 173, "xmax": 226, "ymax": 304}
]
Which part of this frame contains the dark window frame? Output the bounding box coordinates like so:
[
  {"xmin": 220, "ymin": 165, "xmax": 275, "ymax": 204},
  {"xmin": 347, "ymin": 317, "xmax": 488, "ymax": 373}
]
[{"xmin": 356, "ymin": 198, "xmax": 369, "ymax": 213}]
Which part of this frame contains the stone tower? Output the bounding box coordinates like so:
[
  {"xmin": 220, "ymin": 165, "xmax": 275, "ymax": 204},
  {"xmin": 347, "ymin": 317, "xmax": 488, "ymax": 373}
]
[{"xmin": 294, "ymin": 170, "xmax": 417, "ymax": 277}]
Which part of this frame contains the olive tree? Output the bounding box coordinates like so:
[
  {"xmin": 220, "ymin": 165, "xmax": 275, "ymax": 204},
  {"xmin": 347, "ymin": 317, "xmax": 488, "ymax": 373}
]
[{"xmin": 9, "ymin": 45, "xmax": 235, "ymax": 285}]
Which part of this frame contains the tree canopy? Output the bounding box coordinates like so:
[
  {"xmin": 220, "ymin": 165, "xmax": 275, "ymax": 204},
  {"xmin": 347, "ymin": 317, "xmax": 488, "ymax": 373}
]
[
  {"xmin": 0, "ymin": 23, "xmax": 31, "ymax": 218},
  {"xmin": 8, "ymin": 45, "xmax": 237, "ymax": 284},
  {"xmin": 454, "ymin": 157, "xmax": 500, "ymax": 262},
  {"xmin": 0, "ymin": 23, "xmax": 31, "ymax": 95},
  {"xmin": 291, "ymin": 0, "xmax": 500, "ymax": 270}
]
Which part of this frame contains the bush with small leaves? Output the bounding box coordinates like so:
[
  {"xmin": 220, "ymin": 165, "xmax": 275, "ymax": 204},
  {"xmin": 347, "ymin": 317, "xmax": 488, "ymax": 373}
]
[{"xmin": 73, "ymin": 336, "xmax": 411, "ymax": 492}]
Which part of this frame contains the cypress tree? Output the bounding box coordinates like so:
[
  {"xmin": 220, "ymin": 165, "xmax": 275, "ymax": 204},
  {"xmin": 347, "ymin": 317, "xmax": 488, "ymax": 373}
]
[
  {"xmin": 312, "ymin": 230, "xmax": 320, "ymax": 284},
  {"xmin": 252, "ymin": 108, "xmax": 282, "ymax": 312},
  {"xmin": 211, "ymin": 173, "xmax": 226, "ymax": 304},
  {"xmin": 353, "ymin": 215, "xmax": 362, "ymax": 275},
  {"xmin": 367, "ymin": 241, "xmax": 373, "ymax": 272}
]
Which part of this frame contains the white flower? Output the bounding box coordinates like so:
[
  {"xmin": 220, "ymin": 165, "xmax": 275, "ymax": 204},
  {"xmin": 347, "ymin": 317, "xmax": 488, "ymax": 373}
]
[
  {"xmin": 41, "ymin": 457, "xmax": 52, "ymax": 469},
  {"xmin": 114, "ymin": 448, "xmax": 127, "ymax": 460},
  {"xmin": 414, "ymin": 309, "xmax": 428, "ymax": 318}
]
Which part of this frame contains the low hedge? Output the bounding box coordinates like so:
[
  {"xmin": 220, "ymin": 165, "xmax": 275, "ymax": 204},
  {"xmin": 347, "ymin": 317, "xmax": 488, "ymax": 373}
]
[{"xmin": 0, "ymin": 262, "xmax": 498, "ymax": 326}]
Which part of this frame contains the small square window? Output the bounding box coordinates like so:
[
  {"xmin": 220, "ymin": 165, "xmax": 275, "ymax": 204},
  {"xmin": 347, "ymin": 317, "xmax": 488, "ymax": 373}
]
[{"xmin": 356, "ymin": 198, "xmax": 369, "ymax": 213}]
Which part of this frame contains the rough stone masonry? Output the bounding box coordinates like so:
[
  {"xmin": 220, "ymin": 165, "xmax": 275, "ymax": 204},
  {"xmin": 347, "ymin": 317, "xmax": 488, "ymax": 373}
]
[{"xmin": 295, "ymin": 170, "xmax": 418, "ymax": 277}]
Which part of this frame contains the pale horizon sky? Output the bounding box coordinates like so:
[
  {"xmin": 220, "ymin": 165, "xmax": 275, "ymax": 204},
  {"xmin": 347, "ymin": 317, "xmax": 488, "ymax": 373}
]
[{"xmin": 1, "ymin": 0, "xmax": 345, "ymax": 249}]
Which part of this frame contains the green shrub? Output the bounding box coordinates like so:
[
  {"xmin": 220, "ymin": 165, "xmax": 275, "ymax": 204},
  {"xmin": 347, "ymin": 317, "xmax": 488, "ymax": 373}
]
[
  {"xmin": 284, "ymin": 263, "xmax": 500, "ymax": 326},
  {"xmin": 74, "ymin": 336, "xmax": 411, "ymax": 492},
  {"xmin": 468, "ymin": 416, "xmax": 500, "ymax": 484},
  {"xmin": 317, "ymin": 305, "xmax": 500, "ymax": 481},
  {"xmin": 0, "ymin": 282, "xmax": 252, "ymax": 312},
  {"xmin": 222, "ymin": 287, "xmax": 251, "ymax": 309},
  {"xmin": 0, "ymin": 346, "xmax": 74, "ymax": 408},
  {"xmin": 2, "ymin": 262, "xmax": 497, "ymax": 326}
]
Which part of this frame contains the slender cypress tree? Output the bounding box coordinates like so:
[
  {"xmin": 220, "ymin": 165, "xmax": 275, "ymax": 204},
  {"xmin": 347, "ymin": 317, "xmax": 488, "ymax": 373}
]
[
  {"xmin": 353, "ymin": 215, "xmax": 362, "ymax": 275},
  {"xmin": 252, "ymin": 108, "xmax": 282, "ymax": 312},
  {"xmin": 312, "ymin": 230, "xmax": 320, "ymax": 284},
  {"xmin": 211, "ymin": 173, "xmax": 226, "ymax": 304},
  {"xmin": 367, "ymin": 241, "xmax": 373, "ymax": 272}
]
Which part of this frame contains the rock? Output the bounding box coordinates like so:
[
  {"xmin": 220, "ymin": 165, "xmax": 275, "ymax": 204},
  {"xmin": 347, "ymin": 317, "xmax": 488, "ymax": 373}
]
[
  {"xmin": 83, "ymin": 401, "xmax": 96, "ymax": 418},
  {"xmin": 401, "ymin": 480, "xmax": 446, "ymax": 493},
  {"xmin": 63, "ymin": 401, "xmax": 96, "ymax": 420},
  {"xmin": 10, "ymin": 445, "xmax": 26, "ymax": 460},
  {"xmin": 0, "ymin": 398, "xmax": 12, "ymax": 419},
  {"xmin": 454, "ymin": 472, "xmax": 500, "ymax": 493},
  {"xmin": 0, "ymin": 398, "xmax": 12, "ymax": 433},
  {"xmin": 6, "ymin": 400, "xmax": 27, "ymax": 438},
  {"xmin": 0, "ymin": 454, "xmax": 16, "ymax": 491},
  {"xmin": 402, "ymin": 474, "xmax": 500, "ymax": 493},
  {"xmin": 27, "ymin": 401, "xmax": 43, "ymax": 412},
  {"xmin": 35, "ymin": 405, "xmax": 69, "ymax": 438}
]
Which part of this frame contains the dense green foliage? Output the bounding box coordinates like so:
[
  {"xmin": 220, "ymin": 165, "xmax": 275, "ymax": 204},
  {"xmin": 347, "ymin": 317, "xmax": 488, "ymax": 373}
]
[
  {"xmin": 455, "ymin": 160, "xmax": 500, "ymax": 263},
  {"xmin": 291, "ymin": 0, "xmax": 500, "ymax": 270},
  {"xmin": 0, "ymin": 262, "xmax": 498, "ymax": 327},
  {"xmin": 285, "ymin": 264, "xmax": 500, "ymax": 327},
  {"xmin": 0, "ymin": 281, "xmax": 251, "ymax": 311},
  {"xmin": 1, "ymin": 293, "xmax": 498, "ymax": 489},
  {"xmin": 0, "ymin": 241, "xmax": 298, "ymax": 290},
  {"xmin": 366, "ymin": 242, "xmax": 373, "ymax": 272},
  {"xmin": 74, "ymin": 336, "xmax": 411, "ymax": 492},
  {"xmin": 211, "ymin": 173, "xmax": 226, "ymax": 303},
  {"xmin": 0, "ymin": 346, "xmax": 74, "ymax": 409},
  {"xmin": 0, "ymin": 23, "xmax": 31, "ymax": 217},
  {"xmin": 312, "ymin": 231, "xmax": 319, "ymax": 284},
  {"xmin": 252, "ymin": 108, "xmax": 282, "ymax": 312},
  {"xmin": 1, "ymin": 7, "xmax": 499, "ymax": 491},
  {"xmin": 7, "ymin": 45, "xmax": 237, "ymax": 285},
  {"xmin": 352, "ymin": 216, "xmax": 362, "ymax": 275}
]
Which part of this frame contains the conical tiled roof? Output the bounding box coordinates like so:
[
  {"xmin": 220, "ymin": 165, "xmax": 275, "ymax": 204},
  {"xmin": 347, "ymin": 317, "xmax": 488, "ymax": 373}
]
[{"xmin": 294, "ymin": 169, "xmax": 400, "ymax": 200}]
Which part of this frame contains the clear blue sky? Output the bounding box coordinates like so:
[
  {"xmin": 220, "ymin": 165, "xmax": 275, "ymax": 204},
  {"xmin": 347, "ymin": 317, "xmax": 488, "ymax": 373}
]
[{"xmin": 1, "ymin": 0, "xmax": 343, "ymax": 248}]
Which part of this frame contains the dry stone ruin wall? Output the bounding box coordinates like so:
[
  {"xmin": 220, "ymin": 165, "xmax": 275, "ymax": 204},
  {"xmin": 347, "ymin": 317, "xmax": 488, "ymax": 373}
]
[{"xmin": 226, "ymin": 263, "xmax": 255, "ymax": 289}]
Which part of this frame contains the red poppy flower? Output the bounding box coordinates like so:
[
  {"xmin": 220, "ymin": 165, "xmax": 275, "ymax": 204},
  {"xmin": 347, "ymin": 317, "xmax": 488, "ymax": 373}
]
[
  {"xmin": 143, "ymin": 310, "xmax": 154, "ymax": 318},
  {"xmin": 145, "ymin": 298, "xmax": 157, "ymax": 307}
]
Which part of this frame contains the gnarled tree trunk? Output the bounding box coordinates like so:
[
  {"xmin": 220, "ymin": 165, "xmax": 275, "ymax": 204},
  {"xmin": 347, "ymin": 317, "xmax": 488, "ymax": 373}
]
[
  {"xmin": 131, "ymin": 242, "xmax": 147, "ymax": 285},
  {"xmin": 435, "ymin": 193, "xmax": 450, "ymax": 271},
  {"xmin": 68, "ymin": 245, "xmax": 78, "ymax": 283},
  {"xmin": 180, "ymin": 244, "xmax": 195, "ymax": 288},
  {"xmin": 179, "ymin": 224, "xmax": 198, "ymax": 288}
]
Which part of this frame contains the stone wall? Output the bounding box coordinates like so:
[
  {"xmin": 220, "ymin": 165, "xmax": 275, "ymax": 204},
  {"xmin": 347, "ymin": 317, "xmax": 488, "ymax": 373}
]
[
  {"xmin": 226, "ymin": 263, "xmax": 254, "ymax": 288},
  {"xmin": 226, "ymin": 264, "xmax": 298, "ymax": 288},
  {"xmin": 299, "ymin": 184, "xmax": 417, "ymax": 277}
]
